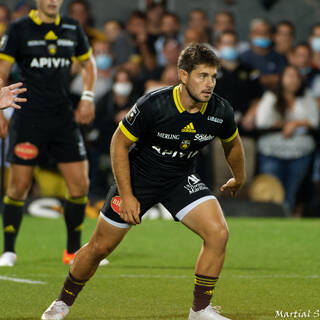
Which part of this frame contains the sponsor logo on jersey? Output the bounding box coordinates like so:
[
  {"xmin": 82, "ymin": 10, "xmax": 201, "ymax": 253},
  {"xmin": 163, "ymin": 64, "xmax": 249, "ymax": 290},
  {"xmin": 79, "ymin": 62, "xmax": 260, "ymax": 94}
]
[
  {"xmin": 0, "ymin": 35, "xmax": 8, "ymax": 50},
  {"xmin": 111, "ymin": 196, "xmax": 121, "ymax": 214},
  {"xmin": 27, "ymin": 40, "xmax": 46, "ymax": 46},
  {"xmin": 57, "ymin": 39, "xmax": 74, "ymax": 47},
  {"xmin": 184, "ymin": 174, "xmax": 208, "ymax": 194},
  {"xmin": 181, "ymin": 122, "xmax": 196, "ymax": 133},
  {"xmin": 30, "ymin": 57, "xmax": 71, "ymax": 68},
  {"xmin": 126, "ymin": 104, "xmax": 140, "ymax": 125},
  {"xmin": 180, "ymin": 140, "xmax": 190, "ymax": 150},
  {"xmin": 14, "ymin": 142, "xmax": 39, "ymax": 160},
  {"xmin": 157, "ymin": 132, "xmax": 180, "ymax": 140},
  {"xmin": 48, "ymin": 44, "xmax": 57, "ymax": 55},
  {"xmin": 207, "ymin": 116, "xmax": 223, "ymax": 124},
  {"xmin": 194, "ymin": 134, "xmax": 215, "ymax": 142},
  {"xmin": 62, "ymin": 24, "xmax": 77, "ymax": 30},
  {"xmin": 152, "ymin": 145, "xmax": 198, "ymax": 159}
]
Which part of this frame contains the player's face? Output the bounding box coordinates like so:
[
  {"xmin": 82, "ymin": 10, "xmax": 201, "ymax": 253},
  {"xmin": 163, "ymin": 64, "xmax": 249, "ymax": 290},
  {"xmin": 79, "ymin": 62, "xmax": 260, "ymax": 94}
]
[
  {"xmin": 184, "ymin": 64, "xmax": 218, "ymax": 102},
  {"xmin": 36, "ymin": 0, "xmax": 63, "ymax": 18}
]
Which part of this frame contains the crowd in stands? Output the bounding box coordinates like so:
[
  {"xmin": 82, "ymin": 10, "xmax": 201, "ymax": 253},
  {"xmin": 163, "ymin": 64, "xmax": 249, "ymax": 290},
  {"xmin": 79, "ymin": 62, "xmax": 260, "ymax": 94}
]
[{"xmin": 1, "ymin": 0, "xmax": 320, "ymax": 216}]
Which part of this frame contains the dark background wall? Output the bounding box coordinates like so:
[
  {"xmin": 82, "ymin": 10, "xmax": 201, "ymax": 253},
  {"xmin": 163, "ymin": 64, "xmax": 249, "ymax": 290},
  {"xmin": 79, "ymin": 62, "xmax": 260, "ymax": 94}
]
[{"xmin": 2, "ymin": 0, "xmax": 320, "ymax": 42}]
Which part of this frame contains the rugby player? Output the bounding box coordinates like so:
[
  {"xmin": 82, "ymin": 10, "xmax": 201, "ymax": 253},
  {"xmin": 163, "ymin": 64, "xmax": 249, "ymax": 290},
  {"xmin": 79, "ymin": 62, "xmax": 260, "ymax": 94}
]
[
  {"xmin": 0, "ymin": 81, "xmax": 27, "ymax": 110},
  {"xmin": 0, "ymin": 0, "xmax": 97, "ymax": 267},
  {"xmin": 42, "ymin": 43, "xmax": 246, "ymax": 320}
]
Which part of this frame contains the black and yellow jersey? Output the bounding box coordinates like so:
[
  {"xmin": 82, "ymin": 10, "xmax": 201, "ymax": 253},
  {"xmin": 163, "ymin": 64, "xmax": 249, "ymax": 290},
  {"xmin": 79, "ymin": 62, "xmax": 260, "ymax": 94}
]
[
  {"xmin": 120, "ymin": 85, "xmax": 238, "ymax": 184},
  {"xmin": 0, "ymin": 10, "xmax": 91, "ymax": 115}
]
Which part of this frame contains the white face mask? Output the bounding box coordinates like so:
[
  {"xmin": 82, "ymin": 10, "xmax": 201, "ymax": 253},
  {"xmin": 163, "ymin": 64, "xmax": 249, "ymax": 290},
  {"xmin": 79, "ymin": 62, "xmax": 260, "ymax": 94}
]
[{"xmin": 113, "ymin": 82, "xmax": 133, "ymax": 97}]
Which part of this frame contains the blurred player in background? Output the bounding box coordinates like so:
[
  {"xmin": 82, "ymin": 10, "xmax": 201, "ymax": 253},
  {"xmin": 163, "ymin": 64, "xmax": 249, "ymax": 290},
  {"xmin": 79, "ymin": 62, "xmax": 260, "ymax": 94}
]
[{"xmin": 0, "ymin": 0, "xmax": 97, "ymax": 267}]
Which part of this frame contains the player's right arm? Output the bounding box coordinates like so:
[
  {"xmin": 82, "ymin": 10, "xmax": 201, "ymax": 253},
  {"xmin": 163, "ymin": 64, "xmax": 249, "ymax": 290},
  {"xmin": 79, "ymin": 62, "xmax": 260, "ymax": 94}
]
[
  {"xmin": 0, "ymin": 60, "xmax": 13, "ymax": 138},
  {"xmin": 110, "ymin": 127, "xmax": 141, "ymax": 225}
]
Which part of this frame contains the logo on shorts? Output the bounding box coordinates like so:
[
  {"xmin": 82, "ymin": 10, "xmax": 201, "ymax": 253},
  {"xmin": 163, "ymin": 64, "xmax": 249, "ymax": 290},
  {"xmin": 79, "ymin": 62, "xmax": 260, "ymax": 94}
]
[
  {"xmin": 180, "ymin": 140, "xmax": 190, "ymax": 150},
  {"xmin": 111, "ymin": 196, "xmax": 121, "ymax": 214},
  {"xmin": 126, "ymin": 104, "xmax": 140, "ymax": 125},
  {"xmin": 47, "ymin": 44, "xmax": 57, "ymax": 55},
  {"xmin": 14, "ymin": 142, "xmax": 39, "ymax": 160},
  {"xmin": 184, "ymin": 174, "xmax": 208, "ymax": 194}
]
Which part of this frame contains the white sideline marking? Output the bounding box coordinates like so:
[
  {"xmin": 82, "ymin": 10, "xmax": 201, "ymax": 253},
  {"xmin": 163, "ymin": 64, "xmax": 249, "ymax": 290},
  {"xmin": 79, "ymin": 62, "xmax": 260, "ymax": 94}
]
[{"xmin": 0, "ymin": 275, "xmax": 46, "ymax": 284}]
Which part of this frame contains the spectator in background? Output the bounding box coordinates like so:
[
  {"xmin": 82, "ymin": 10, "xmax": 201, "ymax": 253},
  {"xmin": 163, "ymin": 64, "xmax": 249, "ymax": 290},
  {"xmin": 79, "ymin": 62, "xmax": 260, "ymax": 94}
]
[
  {"xmin": 69, "ymin": 0, "xmax": 105, "ymax": 45},
  {"xmin": 273, "ymin": 20, "xmax": 295, "ymax": 60},
  {"xmin": 290, "ymin": 42, "xmax": 320, "ymax": 105},
  {"xmin": 71, "ymin": 39, "xmax": 113, "ymax": 103},
  {"xmin": 183, "ymin": 28, "xmax": 203, "ymax": 46},
  {"xmin": 154, "ymin": 12, "xmax": 182, "ymax": 66},
  {"xmin": 309, "ymin": 24, "xmax": 320, "ymax": 71},
  {"xmin": 104, "ymin": 20, "xmax": 134, "ymax": 67},
  {"xmin": 126, "ymin": 11, "xmax": 156, "ymax": 72},
  {"xmin": 255, "ymin": 65, "xmax": 319, "ymax": 213},
  {"xmin": 87, "ymin": 68, "xmax": 138, "ymax": 196},
  {"xmin": 240, "ymin": 18, "xmax": 287, "ymax": 90},
  {"xmin": 11, "ymin": 0, "xmax": 32, "ymax": 21},
  {"xmin": 212, "ymin": 10, "xmax": 249, "ymax": 54},
  {"xmin": 0, "ymin": 4, "xmax": 10, "ymax": 38},
  {"xmin": 188, "ymin": 8, "xmax": 210, "ymax": 43},
  {"xmin": 146, "ymin": 2, "xmax": 165, "ymax": 47},
  {"xmin": 214, "ymin": 30, "xmax": 263, "ymax": 132}
]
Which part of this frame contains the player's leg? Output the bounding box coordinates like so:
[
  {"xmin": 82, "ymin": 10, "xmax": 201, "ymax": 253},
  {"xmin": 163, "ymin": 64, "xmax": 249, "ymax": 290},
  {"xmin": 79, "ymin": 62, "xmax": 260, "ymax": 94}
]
[
  {"xmin": 182, "ymin": 199, "xmax": 231, "ymax": 320},
  {"xmin": 0, "ymin": 164, "xmax": 33, "ymax": 266},
  {"xmin": 41, "ymin": 216, "xmax": 130, "ymax": 320},
  {"xmin": 58, "ymin": 160, "xmax": 89, "ymax": 264}
]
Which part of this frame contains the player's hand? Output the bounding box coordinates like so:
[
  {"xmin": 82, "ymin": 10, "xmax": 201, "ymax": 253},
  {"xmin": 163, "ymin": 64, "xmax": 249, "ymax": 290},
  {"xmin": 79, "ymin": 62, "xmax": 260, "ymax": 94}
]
[
  {"xmin": 220, "ymin": 178, "xmax": 243, "ymax": 198},
  {"xmin": 0, "ymin": 115, "xmax": 9, "ymax": 138},
  {"xmin": 119, "ymin": 195, "xmax": 141, "ymax": 225},
  {"xmin": 0, "ymin": 81, "xmax": 27, "ymax": 110},
  {"xmin": 74, "ymin": 99, "xmax": 95, "ymax": 124}
]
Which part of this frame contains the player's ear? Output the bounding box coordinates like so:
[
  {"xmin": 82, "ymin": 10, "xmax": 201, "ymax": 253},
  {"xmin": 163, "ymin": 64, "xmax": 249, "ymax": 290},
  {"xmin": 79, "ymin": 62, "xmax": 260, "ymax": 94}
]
[{"xmin": 178, "ymin": 68, "xmax": 188, "ymax": 86}]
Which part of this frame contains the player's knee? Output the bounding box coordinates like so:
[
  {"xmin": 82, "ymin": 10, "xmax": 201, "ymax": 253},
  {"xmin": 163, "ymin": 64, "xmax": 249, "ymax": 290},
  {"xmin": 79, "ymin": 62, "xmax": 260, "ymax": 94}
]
[
  {"xmin": 69, "ymin": 176, "xmax": 90, "ymax": 197},
  {"xmin": 89, "ymin": 238, "xmax": 112, "ymax": 259},
  {"xmin": 7, "ymin": 179, "xmax": 31, "ymax": 200},
  {"xmin": 204, "ymin": 223, "xmax": 229, "ymax": 248}
]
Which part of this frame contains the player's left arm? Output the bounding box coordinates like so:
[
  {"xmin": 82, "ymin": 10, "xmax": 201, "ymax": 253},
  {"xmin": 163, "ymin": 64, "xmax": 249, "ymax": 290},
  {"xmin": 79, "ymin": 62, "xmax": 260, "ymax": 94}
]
[
  {"xmin": 220, "ymin": 133, "xmax": 246, "ymax": 197},
  {"xmin": 75, "ymin": 54, "xmax": 97, "ymax": 124}
]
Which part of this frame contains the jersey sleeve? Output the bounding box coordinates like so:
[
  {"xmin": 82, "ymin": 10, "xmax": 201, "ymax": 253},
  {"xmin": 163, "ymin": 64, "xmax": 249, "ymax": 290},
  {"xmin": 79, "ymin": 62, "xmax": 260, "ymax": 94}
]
[
  {"xmin": 219, "ymin": 99, "xmax": 238, "ymax": 143},
  {"xmin": 119, "ymin": 96, "xmax": 153, "ymax": 142},
  {"xmin": 75, "ymin": 22, "xmax": 91, "ymax": 61},
  {"xmin": 0, "ymin": 22, "xmax": 19, "ymax": 64}
]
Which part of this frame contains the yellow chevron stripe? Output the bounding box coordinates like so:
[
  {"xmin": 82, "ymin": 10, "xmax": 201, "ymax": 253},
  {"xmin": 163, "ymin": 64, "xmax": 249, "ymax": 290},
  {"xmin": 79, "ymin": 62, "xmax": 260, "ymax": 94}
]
[
  {"xmin": 3, "ymin": 195, "xmax": 24, "ymax": 206},
  {"xmin": 0, "ymin": 53, "xmax": 15, "ymax": 64},
  {"xmin": 77, "ymin": 48, "xmax": 92, "ymax": 61},
  {"xmin": 65, "ymin": 195, "xmax": 88, "ymax": 205}
]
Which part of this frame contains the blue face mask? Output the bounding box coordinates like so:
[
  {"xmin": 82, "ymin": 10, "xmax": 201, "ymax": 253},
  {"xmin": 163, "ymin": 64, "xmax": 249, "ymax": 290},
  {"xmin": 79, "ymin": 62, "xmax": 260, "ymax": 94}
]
[
  {"xmin": 95, "ymin": 54, "xmax": 112, "ymax": 70},
  {"xmin": 311, "ymin": 37, "xmax": 320, "ymax": 53},
  {"xmin": 252, "ymin": 37, "xmax": 271, "ymax": 48},
  {"xmin": 220, "ymin": 46, "xmax": 238, "ymax": 61},
  {"xmin": 299, "ymin": 66, "xmax": 311, "ymax": 76}
]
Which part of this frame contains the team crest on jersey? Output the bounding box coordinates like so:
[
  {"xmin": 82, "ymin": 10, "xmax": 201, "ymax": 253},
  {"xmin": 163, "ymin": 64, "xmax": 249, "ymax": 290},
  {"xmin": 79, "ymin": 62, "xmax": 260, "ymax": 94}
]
[
  {"xmin": 48, "ymin": 44, "xmax": 57, "ymax": 55},
  {"xmin": 180, "ymin": 140, "xmax": 190, "ymax": 150},
  {"xmin": 126, "ymin": 104, "xmax": 140, "ymax": 125}
]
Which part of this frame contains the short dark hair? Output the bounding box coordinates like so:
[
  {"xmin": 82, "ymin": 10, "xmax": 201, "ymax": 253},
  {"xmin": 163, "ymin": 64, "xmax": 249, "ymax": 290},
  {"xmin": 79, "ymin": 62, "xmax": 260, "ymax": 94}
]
[{"xmin": 178, "ymin": 43, "xmax": 220, "ymax": 73}]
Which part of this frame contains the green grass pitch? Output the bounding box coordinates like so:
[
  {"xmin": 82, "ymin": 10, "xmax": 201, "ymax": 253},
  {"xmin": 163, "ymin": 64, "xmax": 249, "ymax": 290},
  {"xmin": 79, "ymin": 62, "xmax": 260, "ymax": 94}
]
[{"xmin": 0, "ymin": 215, "xmax": 319, "ymax": 320}]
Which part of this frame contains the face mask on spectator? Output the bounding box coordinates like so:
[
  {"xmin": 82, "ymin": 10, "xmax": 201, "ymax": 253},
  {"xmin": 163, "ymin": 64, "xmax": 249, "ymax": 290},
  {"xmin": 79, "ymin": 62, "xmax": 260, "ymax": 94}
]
[
  {"xmin": 220, "ymin": 46, "xmax": 238, "ymax": 61},
  {"xmin": 113, "ymin": 82, "xmax": 133, "ymax": 97},
  {"xmin": 95, "ymin": 54, "xmax": 112, "ymax": 70},
  {"xmin": 299, "ymin": 66, "xmax": 311, "ymax": 76},
  {"xmin": 311, "ymin": 37, "xmax": 320, "ymax": 52},
  {"xmin": 252, "ymin": 37, "xmax": 271, "ymax": 48}
]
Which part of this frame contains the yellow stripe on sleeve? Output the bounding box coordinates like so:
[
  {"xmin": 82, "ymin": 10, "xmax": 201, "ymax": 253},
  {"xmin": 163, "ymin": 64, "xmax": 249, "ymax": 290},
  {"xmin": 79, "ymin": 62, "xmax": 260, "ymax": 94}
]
[
  {"xmin": 76, "ymin": 48, "xmax": 92, "ymax": 61},
  {"xmin": 220, "ymin": 128, "xmax": 238, "ymax": 143},
  {"xmin": 119, "ymin": 121, "xmax": 138, "ymax": 142},
  {"xmin": 0, "ymin": 53, "xmax": 15, "ymax": 64}
]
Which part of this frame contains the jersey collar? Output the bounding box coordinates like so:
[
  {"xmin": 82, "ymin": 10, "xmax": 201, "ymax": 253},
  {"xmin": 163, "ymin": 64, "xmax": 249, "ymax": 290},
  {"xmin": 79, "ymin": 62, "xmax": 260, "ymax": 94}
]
[
  {"xmin": 173, "ymin": 85, "xmax": 208, "ymax": 115},
  {"xmin": 29, "ymin": 9, "xmax": 61, "ymax": 26}
]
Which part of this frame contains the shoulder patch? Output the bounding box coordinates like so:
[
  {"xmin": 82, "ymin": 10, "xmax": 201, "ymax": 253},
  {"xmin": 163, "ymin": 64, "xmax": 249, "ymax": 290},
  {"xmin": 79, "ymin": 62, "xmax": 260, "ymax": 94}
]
[{"xmin": 126, "ymin": 104, "xmax": 140, "ymax": 125}]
